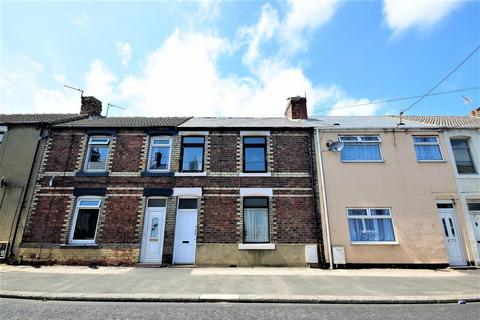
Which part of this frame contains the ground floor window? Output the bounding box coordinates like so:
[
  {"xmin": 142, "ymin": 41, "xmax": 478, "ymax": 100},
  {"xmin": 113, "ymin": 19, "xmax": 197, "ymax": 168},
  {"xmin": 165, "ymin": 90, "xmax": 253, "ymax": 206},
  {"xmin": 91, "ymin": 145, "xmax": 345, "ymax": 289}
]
[
  {"xmin": 243, "ymin": 197, "xmax": 269, "ymax": 243},
  {"xmin": 347, "ymin": 208, "xmax": 395, "ymax": 243},
  {"xmin": 69, "ymin": 197, "xmax": 102, "ymax": 244}
]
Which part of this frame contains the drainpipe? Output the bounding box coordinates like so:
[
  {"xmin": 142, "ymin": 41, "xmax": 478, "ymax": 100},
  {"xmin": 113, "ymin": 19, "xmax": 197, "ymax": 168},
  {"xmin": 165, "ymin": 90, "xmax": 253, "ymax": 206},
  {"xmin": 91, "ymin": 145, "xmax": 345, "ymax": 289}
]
[{"xmin": 315, "ymin": 128, "xmax": 333, "ymax": 270}]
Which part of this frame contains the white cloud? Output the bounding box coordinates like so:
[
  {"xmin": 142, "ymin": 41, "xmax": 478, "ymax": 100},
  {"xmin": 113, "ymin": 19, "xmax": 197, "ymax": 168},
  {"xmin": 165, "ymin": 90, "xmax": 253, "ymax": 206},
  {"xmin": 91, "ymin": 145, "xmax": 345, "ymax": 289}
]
[
  {"xmin": 85, "ymin": 59, "xmax": 117, "ymax": 103},
  {"xmin": 383, "ymin": 0, "xmax": 464, "ymax": 35},
  {"xmin": 116, "ymin": 42, "xmax": 132, "ymax": 66},
  {"xmin": 285, "ymin": 0, "xmax": 339, "ymax": 32},
  {"xmin": 238, "ymin": 4, "xmax": 279, "ymax": 66},
  {"xmin": 328, "ymin": 98, "xmax": 378, "ymax": 116}
]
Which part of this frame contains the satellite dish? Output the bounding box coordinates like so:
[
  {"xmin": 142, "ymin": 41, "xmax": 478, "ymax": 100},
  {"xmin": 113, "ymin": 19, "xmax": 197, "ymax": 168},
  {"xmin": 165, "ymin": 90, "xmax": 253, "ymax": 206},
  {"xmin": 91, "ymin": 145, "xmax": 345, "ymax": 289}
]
[{"xmin": 327, "ymin": 140, "xmax": 344, "ymax": 152}]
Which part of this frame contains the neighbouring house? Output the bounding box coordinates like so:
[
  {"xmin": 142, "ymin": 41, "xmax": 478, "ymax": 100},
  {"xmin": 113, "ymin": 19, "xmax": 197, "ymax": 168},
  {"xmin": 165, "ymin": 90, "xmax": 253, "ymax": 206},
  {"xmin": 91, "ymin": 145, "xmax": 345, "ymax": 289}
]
[
  {"xmin": 0, "ymin": 111, "xmax": 89, "ymax": 262},
  {"xmin": 16, "ymin": 96, "xmax": 326, "ymax": 267},
  {"xmin": 392, "ymin": 114, "xmax": 480, "ymax": 266},
  {"xmin": 314, "ymin": 116, "xmax": 478, "ymax": 267}
]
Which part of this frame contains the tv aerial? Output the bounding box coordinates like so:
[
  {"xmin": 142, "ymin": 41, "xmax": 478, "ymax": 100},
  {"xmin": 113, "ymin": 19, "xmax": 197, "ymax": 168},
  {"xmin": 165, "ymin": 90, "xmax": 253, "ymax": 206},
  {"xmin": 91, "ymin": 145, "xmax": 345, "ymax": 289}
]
[{"xmin": 106, "ymin": 103, "xmax": 126, "ymax": 117}]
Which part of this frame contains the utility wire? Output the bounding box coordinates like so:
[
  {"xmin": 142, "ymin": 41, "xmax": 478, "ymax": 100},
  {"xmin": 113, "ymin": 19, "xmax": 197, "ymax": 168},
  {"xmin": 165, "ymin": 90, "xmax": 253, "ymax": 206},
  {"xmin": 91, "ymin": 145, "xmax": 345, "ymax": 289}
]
[
  {"xmin": 309, "ymin": 86, "xmax": 479, "ymax": 116},
  {"xmin": 400, "ymin": 45, "xmax": 480, "ymax": 115}
]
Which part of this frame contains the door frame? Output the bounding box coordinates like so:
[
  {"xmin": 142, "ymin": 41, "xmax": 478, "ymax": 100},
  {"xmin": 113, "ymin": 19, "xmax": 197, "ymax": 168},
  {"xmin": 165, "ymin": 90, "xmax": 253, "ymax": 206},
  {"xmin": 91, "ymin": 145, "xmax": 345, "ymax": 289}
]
[
  {"xmin": 436, "ymin": 200, "xmax": 467, "ymax": 266},
  {"xmin": 140, "ymin": 197, "xmax": 167, "ymax": 264},
  {"xmin": 172, "ymin": 197, "xmax": 199, "ymax": 265}
]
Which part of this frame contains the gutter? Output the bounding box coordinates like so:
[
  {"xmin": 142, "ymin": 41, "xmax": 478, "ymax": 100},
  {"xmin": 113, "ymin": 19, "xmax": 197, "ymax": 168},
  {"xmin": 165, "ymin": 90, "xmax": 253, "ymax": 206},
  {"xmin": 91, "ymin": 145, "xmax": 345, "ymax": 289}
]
[{"xmin": 314, "ymin": 128, "xmax": 334, "ymax": 270}]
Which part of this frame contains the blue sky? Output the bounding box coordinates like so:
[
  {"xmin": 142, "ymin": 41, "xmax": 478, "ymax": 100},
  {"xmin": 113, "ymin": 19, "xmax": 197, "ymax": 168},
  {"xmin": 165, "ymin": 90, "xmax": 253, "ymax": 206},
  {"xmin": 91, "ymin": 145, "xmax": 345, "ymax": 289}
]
[{"xmin": 1, "ymin": 0, "xmax": 479, "ymax": 117}]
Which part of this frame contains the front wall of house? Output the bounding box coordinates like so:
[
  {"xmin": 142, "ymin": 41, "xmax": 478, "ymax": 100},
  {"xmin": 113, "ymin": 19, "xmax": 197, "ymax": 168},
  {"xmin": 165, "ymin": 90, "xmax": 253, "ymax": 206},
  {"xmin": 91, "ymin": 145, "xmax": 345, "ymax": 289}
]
[
  {"xmin": 319, "ymin": 129, "xmax": 472, "ymax": 265},
  {"xmin": 18, "ymin": 128, "xmax": 319, "ymax": 267}
]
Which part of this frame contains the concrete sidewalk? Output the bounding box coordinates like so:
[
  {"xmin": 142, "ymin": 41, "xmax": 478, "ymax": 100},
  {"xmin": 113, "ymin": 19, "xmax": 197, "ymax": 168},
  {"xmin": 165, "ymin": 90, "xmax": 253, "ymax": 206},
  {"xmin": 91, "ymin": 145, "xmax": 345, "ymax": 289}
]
[{"xmin": 1, "ymin": 265, "xmax": 479, "ymax": 304}]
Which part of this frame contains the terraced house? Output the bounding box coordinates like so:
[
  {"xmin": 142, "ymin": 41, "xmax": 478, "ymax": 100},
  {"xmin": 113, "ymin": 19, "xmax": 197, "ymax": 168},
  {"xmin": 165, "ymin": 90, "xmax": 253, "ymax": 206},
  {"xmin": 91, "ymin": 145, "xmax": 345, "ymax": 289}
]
[
  {"xmin": 5, "ymin": 96, "xmax": 480, "ymax": 268},
  {"xmin": 15, "ymin": 96, "xmax": 324, "ymax": 267}
]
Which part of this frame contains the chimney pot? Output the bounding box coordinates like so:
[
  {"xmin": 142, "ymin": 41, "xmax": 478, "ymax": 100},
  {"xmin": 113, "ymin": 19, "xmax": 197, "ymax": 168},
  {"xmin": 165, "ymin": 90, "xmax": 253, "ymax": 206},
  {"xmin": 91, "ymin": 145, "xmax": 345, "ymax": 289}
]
[
  {"xmin": 285, "ymin": 96, "xmax": 308, "ymax": 120},
  {"xmin": 469, "ymin": 107, "xmax": 480, "ymax": 117},
  {"xmin": 80, "ymin": 96, "xmax": 102, "ymax": 117}
]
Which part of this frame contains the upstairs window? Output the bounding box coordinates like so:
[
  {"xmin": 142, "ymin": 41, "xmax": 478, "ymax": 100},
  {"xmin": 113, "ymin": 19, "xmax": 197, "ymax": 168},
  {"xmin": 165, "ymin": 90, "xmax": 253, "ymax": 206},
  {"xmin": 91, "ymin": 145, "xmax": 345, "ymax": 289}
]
[
  {"xmin": 70, "ymin": 197, "xmax": 102, "ymax": 244},
  {"xmin": 347, "ymin": 208, "xmax": 395, "ymax": 243},
  {"xmin": 243, "ymin": 137, "xmax": 267, "ymax": 172},
  {"xmin": 84, "ymin": 136, "xmax": 110, "ymax": 172},
  {"xmin": 243, "ymin": 197, "xmax": 269, "ymax": 243},
  {"xmin": 413, "ymin": 136, "xmax": 443, "ymax": 161},
  {"xmin": 147, "ymin": 137, "xmax": 172, "ymax": 171},
  {"xmin": 451, "ymin": 139, "xmax": 476, "ymax": 174},
  {"xmin": 339, "ymin": 136, "xmax": 382, "ymax": 162},
  {"xmin": 180, "ymin": 136, "xmax": 205, "ymax": 172}
]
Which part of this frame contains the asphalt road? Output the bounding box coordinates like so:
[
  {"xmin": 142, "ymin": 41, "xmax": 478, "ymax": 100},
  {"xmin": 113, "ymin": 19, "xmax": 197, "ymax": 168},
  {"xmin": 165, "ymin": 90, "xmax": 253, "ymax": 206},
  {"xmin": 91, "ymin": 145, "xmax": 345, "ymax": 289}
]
[{"xmin": 1, "ymin": 298, "xmax": 479, "ymax": 320}]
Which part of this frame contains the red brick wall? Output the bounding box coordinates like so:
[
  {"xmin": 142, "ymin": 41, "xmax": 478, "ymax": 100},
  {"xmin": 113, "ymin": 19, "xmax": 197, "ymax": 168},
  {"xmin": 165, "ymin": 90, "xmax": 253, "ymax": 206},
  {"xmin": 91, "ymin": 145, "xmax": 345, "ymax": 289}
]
[
  {"xmin": 209, "ymin": 134, "xmax": 238, "ymax": 172},
  {"xmin": 101, "ymin": 196, "xmax": 141, "ymax": 243},
  {"xmin": 201, "ymin": 197, "xmax": 238, "ymax": 243},
  {"xmin": 272, "ymin": 134, "xmax": 310, "ymax": 172},
  {"xmin": 275, "ymin": 197, "xmax": 317, "ymax": 243},
  {"xmin": 45, "ymin": 133, "xmax": 83, "ymax": 172},
  {"xmin": 111, "ymin": 134, "xmax": 144, "ymax": 172},
  {"xmin": 22, "ymin": 195, "xmax": 70, "ymax": 243}
]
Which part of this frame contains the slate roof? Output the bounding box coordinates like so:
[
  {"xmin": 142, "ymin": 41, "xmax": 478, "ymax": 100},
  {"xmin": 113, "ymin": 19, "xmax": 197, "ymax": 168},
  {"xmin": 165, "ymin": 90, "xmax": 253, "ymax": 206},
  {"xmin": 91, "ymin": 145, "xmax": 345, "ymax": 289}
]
[
  {"xmin": 0, "ymin": 114, "xmax": 86, "ymax": 125},
  {"xmin": 389, "ymin": 115, "xmax": 480, "ymax": 128},
  {"xmin": 54, "ymin": 116, "xmax": 191, "ymax": 128}
]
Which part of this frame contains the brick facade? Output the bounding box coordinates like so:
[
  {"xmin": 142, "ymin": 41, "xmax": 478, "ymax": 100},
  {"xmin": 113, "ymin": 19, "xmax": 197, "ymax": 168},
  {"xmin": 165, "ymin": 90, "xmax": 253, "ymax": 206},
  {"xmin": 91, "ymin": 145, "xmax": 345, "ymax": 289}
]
[{"xmin": 19, "ymin": 127, "xmax": 322, "ymax": 267}]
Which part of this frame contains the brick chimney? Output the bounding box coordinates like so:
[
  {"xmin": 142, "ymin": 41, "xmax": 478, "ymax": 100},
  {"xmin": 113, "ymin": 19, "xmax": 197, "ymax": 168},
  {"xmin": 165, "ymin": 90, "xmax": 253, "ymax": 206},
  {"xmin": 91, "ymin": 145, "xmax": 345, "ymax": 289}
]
[
  {"xmin": 80, "ymin": 96, "xmax": 102, "ymax": 117},
  {"xmin": 469, "ymin": 107, "xmax": 480, "ymax": 117},
  {"xmin": 285, "ymin": 96, "xmax": 308, "ymax": 120}
]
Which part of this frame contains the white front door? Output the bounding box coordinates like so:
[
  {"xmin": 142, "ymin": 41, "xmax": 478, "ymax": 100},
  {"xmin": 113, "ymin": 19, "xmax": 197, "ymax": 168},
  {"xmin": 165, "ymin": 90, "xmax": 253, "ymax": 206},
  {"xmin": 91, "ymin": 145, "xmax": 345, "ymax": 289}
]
[
  {"xmin": 470, "ymin": 214, "xmax": 480, "ymax": 255},
  {"xmin": 140, "ymin": 200, "xmax": 167, "ymax": 263},
  {"xmin": 437, "ymin": 204, "xmax": 466, "ymax": 266},
  {"xmin": 173, "ymin": 199, "xmax": 198, "ymax": 265}
]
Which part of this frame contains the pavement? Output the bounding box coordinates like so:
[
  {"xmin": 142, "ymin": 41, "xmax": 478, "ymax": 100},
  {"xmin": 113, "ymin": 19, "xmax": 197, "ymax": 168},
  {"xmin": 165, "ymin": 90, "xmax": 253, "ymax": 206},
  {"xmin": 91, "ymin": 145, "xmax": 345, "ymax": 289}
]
[{"xmin": 1, "ymin": 264, "xmax": 479, "ymax": 304}]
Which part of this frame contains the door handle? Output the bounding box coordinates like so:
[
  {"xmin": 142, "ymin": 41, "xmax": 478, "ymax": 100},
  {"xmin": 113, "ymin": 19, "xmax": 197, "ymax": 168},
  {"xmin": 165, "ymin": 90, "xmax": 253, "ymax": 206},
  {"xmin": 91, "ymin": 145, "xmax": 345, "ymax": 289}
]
[{"xmin": 182, "ymin": 240, "xmax": 189, "ymax": 244}]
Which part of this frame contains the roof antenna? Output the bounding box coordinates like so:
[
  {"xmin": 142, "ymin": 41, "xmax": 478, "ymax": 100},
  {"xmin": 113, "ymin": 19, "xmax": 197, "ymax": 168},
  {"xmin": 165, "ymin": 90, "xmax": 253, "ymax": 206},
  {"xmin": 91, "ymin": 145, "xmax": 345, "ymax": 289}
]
[
  {"xmin": 106, "ymin": 103, "xmax": 126, "ymax": 117},
  {"xmin": 63, "ymin": 84, "xmax": 84, "ymax": 97}
]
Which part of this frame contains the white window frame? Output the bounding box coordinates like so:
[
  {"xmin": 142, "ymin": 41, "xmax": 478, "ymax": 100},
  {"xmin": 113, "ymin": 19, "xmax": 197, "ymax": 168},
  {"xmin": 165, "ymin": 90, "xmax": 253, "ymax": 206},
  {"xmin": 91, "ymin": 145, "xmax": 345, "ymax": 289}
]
[
  {"xmin": 346, "ymin": 207, "xmax": 397, "ymax": 244},
  {"xmin": 0, "ymin": 132, "xmax": 4, "ymax": 144},
  {"xmin": 413, "ymin": 135, "xmax": 444, "ymax": 162},
  {"xmin": 338, "ymin": 135, "xmax": 383, "ymax": 162},
  {"xmin": 84, "ymin": 136, "xmax": 111, "ymax": 172},
  {"xmin": 69, "ymin": 196, "xmax": 102, "ymax": 245},
  {"xmin": 147, "ymin": 136, "xmax": 172, "ymax": 172}
]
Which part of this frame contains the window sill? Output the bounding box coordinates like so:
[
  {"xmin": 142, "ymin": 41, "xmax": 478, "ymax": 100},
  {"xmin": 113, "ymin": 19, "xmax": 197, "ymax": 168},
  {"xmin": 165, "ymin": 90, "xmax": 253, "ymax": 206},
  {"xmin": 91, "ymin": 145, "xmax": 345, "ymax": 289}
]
[
  {"xmin": 175, "ymin": 172, "xmax": 207, "ymax": 177},
  {"xmin": 238, "ymin": 243, "xmax": 275, "ymax": 250},
  {"xmin": 350, "ymin": 241, "xmax": 399, "ymax": 245},
  {"xmin": 141, "ymin": 171, "xmax": 174, "ymax": 177},
  {"xmin": 75, "ymin": 171, "xmax": 109, "ymax": 177},
  {"xmin": 341, "ymin": 160, "xmax": 384, "ymax": 163},
  {"xmin": 417, "ymin": 160, "xmax": 446, "ymax": 163},
  {"xmin": 239, "ymin": 172, "xmax": 271, "ymax": 177},
  {"xmin": 60, "ymin": 243, "xmax": 99, "ymax": 248}
]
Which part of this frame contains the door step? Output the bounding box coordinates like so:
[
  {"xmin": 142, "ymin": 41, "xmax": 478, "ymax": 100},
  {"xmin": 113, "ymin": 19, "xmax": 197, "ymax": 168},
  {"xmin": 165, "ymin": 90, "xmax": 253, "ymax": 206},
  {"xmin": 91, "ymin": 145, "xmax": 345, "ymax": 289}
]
[{"xmin": 136, "ymin": 263, "xmax": 164, "ymax": 268}]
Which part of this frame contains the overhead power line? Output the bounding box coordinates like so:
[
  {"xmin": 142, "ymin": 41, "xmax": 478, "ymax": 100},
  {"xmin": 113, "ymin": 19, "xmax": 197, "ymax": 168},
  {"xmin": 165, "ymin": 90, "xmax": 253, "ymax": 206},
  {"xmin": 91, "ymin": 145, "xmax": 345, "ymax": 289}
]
[
  {"xmin": 400, "ymin": 45, "xmax": 480, "ymax": 115},
  {"xmin": 309, "ymin": 86, "xmax": 479, "ymax": 116}
]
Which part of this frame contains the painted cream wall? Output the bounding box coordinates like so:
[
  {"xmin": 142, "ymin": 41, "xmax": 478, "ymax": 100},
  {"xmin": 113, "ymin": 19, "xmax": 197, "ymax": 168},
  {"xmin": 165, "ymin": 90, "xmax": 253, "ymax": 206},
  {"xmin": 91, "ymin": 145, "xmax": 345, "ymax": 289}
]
[
  {"xmin": 318, "ymin": 129, "xmax": 473, "ymax": 265},
  {"xmin": 444, "ymin": 128, "xmax": 480, "ymax": 265}
]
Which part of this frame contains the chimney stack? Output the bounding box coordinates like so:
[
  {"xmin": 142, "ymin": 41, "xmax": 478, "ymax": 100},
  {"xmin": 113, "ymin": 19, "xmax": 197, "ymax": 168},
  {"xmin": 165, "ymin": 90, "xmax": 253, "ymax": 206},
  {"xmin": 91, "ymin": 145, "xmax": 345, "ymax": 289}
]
[
  {"xmin": 285, "ymin": 96, "xmax": 308, "ymax": 120},
  {"xmin": 80, "ymin": 96, "xmax": 102, "ymax": 117},
  {"xmin": 469, "ymin": 107, "xmax": 480, "ymax": 117}
]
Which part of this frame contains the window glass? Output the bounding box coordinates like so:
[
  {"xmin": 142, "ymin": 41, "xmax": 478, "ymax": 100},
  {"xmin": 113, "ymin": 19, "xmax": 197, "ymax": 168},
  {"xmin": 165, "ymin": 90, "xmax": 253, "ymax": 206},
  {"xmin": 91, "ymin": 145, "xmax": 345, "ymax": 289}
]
[
  {"xmin": 178, "ymin": 199, "xmax": 198, "ymax": 209},
  {"xmin": 339, "ymin": 136, "xmax": 359, "ymax": 142},
  {"xmin": 243, "ymin": 136, "xmax": 267, "ymax": 172},
  {"xmin": 147, "ymin": 198, "xmax": 166, "ymax": 207},
  {"xmin": 347, "ymin": 207, "xmax": 395, "ymax": 242},
  {"xmin": 72, "ymin": 208, "xmax": 99, "ymax": 241},
  {"xmin": 341, "ymin": 144, "xmax": 382, "ymax": 161},
  {"xmin": 360, "ymin": 136, "xmax": 380, "ymax": 142},
  {"xmin": 89, "ymin": 137, "xmax": 110, "ymax": 144},
  {"xmin": 451, "ymin": 139, "xmax": 476, "ymax": 174},
  {"xmin": 183, "ymin": 137, "xmax": 204, "ymax": 144},
  {"xmin": 78, "ymin": 200, "xmax": 101, "ymax": 207},
  {"xmin": 244, "ymin": 208, "xmax": 269, "ymax": 243},
  {"xmin": 152, "ymin": 139, "xmax": 170, "ymax": 145},
  {"xmin": 413, "ymin": 136, "xmax": 443, "ymax": 161},
  {"xmin": 181, "ymin": 137, "xmax": 204, "ymax": 172},
  {"xmin": 467, "ymin": 202, "xmax": 480, "ymax": 211},
  {"xmin": 244, "ymin": 197, "xmax": 268, "ymax": 208},
  {"xmin": 244, "ymin": 137, "xmax": 266, "ymax": 144},
  {"xmin": 85, "ymin": 145, "xmax": 109, "ymax": 171},
  {"xmin": 436, "ymin": 203, "xmax": 454, "ymax": 209},
  {"xmin": 347, "ymin": 209, "xmax": 368, "ymax": 216}
]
